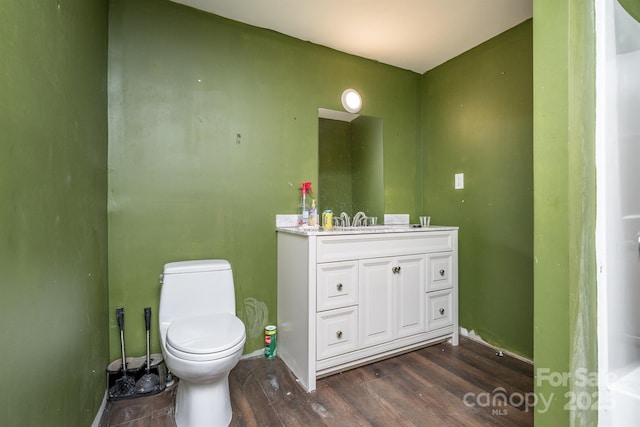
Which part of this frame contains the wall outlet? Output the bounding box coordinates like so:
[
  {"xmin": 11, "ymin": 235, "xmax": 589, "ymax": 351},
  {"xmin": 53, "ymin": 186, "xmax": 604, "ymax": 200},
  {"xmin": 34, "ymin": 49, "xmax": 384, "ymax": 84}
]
[{"xmin": 455, "ymin": 173, "xmax": 464, "ymax": 189}]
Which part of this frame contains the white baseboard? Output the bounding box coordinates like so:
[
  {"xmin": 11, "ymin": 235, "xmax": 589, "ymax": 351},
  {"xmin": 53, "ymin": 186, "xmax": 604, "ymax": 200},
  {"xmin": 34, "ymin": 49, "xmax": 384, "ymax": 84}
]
[
  {"xmin": 459, "ymin": 327, "xmax": 533, "ymax": 364},
  {"xmin": 241, "ymin": 348, "xmax": 266, "ymax": 359},
  {"xmin": 91, "ymin": 390, "xmax": 108, "ymax": 427}
]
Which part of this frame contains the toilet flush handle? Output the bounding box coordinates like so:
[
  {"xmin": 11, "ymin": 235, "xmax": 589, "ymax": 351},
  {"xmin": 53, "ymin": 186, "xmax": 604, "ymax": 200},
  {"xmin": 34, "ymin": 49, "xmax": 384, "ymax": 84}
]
[{"xmin": 158, "ymin": 273, "xmax": 164, "ymax": 285}]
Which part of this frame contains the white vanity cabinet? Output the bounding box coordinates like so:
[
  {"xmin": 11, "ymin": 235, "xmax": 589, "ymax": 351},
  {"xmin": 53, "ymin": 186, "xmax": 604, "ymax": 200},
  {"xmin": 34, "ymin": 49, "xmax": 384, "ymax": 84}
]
[{"xmin": 277, "ymin": 227, "xmax": 458, "ymax": 392}]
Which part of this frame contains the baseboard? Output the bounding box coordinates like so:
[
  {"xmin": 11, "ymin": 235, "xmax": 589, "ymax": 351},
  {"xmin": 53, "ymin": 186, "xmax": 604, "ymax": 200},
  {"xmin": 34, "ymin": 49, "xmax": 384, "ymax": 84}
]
[
  {"xmin": 459, "ymin": 327, "xmax": 533, "ymax": 364},
  {"xmin": 91, "ymin": 389, "xmax": 108, "ymax": 427},
  {"xmin": 241, "ymin": 348, "xmax": 266, "ymax": 359}
]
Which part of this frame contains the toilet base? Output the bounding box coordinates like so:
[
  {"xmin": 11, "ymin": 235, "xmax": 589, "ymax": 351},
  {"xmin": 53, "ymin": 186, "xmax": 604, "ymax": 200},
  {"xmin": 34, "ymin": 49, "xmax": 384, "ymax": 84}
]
[{"xmin": 174, "ymin": 374, "xmax": 233, "ymax": 427}]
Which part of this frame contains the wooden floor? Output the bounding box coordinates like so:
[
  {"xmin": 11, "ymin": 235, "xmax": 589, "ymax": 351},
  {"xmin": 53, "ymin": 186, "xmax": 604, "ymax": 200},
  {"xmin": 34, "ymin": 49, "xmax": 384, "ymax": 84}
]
[{"xmin": 99, "ymin": 337, "xmax": 533, "ymax": 426}]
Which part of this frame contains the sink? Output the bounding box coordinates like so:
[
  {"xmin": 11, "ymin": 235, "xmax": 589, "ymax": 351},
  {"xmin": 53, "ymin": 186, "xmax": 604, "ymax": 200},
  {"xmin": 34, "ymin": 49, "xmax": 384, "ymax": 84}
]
[{"xmin": 328, "ymin": 224, "xmax": 418, "ymax": 233}]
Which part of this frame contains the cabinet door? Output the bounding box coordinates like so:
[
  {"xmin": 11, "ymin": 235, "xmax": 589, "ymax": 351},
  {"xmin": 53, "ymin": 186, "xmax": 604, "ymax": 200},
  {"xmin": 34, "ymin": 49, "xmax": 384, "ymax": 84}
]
[
  {"xmin": 359, "ymin": 258, "xmax": 395, "ymax": 348},
  {"xmin": 395, "ymin": 255, "xmax": 427, "ymax": 338}
]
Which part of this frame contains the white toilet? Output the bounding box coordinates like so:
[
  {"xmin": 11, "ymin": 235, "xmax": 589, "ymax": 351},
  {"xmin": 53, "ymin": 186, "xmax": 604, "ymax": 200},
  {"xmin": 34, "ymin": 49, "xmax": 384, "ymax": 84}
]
[{"xmin": 159, "ymin": 260, "xmax": 246, "ymax": 427}]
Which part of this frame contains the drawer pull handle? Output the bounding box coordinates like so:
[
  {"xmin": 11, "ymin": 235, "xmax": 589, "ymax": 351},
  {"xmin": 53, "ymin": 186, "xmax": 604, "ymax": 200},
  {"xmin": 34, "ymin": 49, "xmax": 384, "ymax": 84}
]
[
  {"xmin": 439, "ymin": 308, "xmax": 445, "ymax": 315},
  {"xmin": 337, "ymin": 283, "xmax": 343, "ymax": 291},
  {"xmin": 392, "ymin": 266, "xmax": 402, "ymax": 274},
  {"xmin": 336, "ymin": 330, "xmax": 343, "ymax": 339},
  {"xmin": 439, "ymin": 269, "xmax": 445, "ymax": 277}
]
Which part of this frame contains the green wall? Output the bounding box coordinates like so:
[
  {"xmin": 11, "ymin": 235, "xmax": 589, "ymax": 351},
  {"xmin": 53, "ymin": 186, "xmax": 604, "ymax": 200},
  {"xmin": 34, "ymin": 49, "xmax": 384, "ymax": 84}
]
[
  {"xmin": 0, "ymin": 0, "xmax": 109, "ymax": 425},
  {"xmin": 108, "ymin": 0, "xmax": 422, "ymax": 358},
  {"xmin": 422, "ymin": 21, "xmax": 534, "ymax": 359},
  {"xmin": 533, "ymin": 0, "xmax": 597, "ymax": 425}
]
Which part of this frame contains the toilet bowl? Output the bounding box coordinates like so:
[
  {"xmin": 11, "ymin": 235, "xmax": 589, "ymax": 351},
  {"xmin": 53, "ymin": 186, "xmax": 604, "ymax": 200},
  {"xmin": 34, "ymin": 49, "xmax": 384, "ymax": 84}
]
[{"xmin": 159, "ymin": 260, "xmax": 246, "ymax": 427}]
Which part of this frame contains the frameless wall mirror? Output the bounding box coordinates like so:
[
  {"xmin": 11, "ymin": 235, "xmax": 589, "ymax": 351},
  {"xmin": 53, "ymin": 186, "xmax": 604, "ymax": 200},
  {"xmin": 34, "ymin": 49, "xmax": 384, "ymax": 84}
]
[{"xmin": 317, "ymin": 108, "xmax": 384, "ymax": 219}]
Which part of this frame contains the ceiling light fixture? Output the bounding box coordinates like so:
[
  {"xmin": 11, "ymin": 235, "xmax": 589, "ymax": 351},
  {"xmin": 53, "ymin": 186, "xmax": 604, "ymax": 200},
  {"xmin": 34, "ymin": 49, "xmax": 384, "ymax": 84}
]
[{"xmin": 341, "ymin": 88, "xmax": 362, "ymax": 113}]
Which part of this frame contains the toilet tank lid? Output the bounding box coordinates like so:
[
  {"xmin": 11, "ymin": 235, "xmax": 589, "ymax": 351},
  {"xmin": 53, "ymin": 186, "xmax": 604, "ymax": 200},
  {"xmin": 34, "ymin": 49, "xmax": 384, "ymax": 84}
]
[{"xmin": 163, "ymin": 259, "xmax": 231, "ymax": 274}]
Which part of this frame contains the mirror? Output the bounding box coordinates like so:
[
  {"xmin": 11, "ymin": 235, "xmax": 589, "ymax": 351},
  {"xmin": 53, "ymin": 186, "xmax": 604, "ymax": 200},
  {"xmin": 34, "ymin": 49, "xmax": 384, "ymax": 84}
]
[{"xmin": 318, "ymin": 108, "xmax": 384, "ymax": 220}]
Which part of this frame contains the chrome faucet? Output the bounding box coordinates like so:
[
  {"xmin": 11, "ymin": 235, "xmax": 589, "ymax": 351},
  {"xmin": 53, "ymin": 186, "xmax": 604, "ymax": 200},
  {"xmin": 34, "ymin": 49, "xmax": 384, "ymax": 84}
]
[
  {"xmin": 352, "ymin": 211, "xmax": 367, "ymax": 227},
  {"xmin": 339, "ymin": 212, "xmax": 351, "ymax": 227}
]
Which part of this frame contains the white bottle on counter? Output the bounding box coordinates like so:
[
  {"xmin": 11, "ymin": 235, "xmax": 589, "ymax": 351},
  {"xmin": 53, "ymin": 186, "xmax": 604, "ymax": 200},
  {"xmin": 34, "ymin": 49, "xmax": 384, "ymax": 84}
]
[{"xmin": 309, "ymin": 199, "xmax": 318, "ymax": 227}]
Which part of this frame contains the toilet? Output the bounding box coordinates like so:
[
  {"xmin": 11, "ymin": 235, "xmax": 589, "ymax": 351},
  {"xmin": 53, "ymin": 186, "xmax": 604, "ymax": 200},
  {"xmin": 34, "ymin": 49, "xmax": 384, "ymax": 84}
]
[{"xmin": 159, "ymin": 260, "xmax": 246, "ymax": 427}]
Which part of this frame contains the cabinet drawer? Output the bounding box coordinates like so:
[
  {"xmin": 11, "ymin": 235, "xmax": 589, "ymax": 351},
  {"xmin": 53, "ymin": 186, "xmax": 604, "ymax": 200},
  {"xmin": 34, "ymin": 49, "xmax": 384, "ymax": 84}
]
[
  {"xmin": 426, "ymin": 289, "xmax": 454, "ymax": 331},
  {"xmin": 317, "ymin": 261, "xmax": 359, "ymax": 311},
  {"xmin": 317, "ymin": 232, "xmax": 453, "ymax": 263},
  {"xmin": 427, "ymin": 253, "xmax": 453, "ymax": 292},
  {"xmin": 317, "ymin": 306, "xmax": 358, "ymax": 360}
]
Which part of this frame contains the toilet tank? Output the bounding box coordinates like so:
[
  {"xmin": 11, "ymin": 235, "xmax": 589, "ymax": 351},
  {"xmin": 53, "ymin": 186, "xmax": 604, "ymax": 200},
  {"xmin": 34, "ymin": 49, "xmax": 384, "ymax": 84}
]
[{"xmin": 159, "ymin": 260, "xmax": 237, "ymax": 325}]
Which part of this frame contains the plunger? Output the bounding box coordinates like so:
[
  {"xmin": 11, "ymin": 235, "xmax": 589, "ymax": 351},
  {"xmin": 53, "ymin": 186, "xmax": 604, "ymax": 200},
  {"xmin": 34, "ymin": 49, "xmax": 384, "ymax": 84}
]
[
  {"xmin": 113, "ymin": 307, "xmax": 136, "ymax": 396},
  {"xmin": 135, "ymin": 307, "xmax": 161, "ymax": 394}
]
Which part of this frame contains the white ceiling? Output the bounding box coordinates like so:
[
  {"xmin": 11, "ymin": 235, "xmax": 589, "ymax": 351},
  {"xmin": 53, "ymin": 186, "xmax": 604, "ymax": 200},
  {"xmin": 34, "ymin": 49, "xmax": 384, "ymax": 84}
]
[{"xmin": 170, "ymin": 0, "xmax": 532, "ymax": 74}]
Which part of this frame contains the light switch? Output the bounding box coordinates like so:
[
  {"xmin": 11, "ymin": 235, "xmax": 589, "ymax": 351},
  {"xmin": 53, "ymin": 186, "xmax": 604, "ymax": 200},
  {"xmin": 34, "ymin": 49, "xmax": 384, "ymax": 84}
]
[{"xmin": 455, "ymin": 173, "xmax": 464, "ymax": 189}]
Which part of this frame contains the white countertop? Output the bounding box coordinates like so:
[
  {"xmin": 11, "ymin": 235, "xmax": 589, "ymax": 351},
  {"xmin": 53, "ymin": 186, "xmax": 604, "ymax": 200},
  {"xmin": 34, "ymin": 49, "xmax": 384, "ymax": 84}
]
[{"xmin": 276, "ymin": 224, "xmax": 458, "ymax": 236}]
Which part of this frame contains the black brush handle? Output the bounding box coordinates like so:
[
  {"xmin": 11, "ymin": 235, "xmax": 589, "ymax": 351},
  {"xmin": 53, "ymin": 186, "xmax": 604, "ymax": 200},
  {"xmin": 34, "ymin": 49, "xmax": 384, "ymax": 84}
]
[
  {"xmin": 116, "ymin": 307, "xmax": 125, "ymax": 332},
  {"xmin": 144, "ymin": 307, "xmax": 151, "ymax": 332}
]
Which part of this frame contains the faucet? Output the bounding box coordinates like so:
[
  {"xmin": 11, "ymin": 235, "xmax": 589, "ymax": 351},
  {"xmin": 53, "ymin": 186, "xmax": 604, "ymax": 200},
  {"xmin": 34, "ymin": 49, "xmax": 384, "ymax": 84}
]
[
  {"xmin": 352, "ymin": 211, "xmax": 367, "ymax": 227},
  {"xmin": 339, "ymin": 212, "xmax": 351, "ymax": 227}
]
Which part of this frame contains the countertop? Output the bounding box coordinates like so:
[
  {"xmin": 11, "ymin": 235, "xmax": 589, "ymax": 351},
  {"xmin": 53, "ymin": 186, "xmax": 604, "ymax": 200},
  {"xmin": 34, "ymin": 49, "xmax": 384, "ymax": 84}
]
[{"xmin": 276, "ymin": 224, "xmax": 458, "ymax": 236}]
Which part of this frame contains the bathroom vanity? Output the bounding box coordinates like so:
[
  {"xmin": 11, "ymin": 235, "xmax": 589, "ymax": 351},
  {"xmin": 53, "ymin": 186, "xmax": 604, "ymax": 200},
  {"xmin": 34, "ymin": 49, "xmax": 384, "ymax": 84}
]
[{"xmin": 276, "ymin": 225, "xmax": 458, "ymax": 392}]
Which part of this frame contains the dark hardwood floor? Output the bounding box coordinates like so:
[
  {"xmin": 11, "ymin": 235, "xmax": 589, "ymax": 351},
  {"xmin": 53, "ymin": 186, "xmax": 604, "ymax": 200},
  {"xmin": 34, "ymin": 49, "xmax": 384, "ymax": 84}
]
[{"xmin": 99, "ymin": 337, "xmax": 533, "ymax": 426}]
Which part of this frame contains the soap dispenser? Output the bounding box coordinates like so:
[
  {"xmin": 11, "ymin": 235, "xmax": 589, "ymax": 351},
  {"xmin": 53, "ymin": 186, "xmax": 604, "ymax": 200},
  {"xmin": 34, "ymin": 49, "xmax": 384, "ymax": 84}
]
[{"xmin": 309, "ymin": 200, "xmax": 318, "ymax": 227}]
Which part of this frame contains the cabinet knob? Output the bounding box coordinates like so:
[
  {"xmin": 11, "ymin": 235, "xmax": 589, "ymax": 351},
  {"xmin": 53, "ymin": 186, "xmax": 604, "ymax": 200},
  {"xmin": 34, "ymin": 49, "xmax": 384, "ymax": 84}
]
[
  {"xmin": 337, "ymin": 283, "xmax": 343, "ymax": 291},
  {"xmin": 392, "ymin": 266, "xmax": 402, "ymax": 274},
  {"xmin": 439, "ymin": 269, "xmax": 445, "ymax": 277},
  {"xmin": 439, "ymin": 308, "xmax": 445, "ymax": 315},
  {"xmin": 336, "ymin": 330, "xmax": 343, "ymax": 339}
]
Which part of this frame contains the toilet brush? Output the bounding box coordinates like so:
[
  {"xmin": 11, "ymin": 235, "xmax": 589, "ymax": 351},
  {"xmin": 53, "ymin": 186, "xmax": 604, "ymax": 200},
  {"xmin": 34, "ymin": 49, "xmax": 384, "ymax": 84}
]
[
  {"xmin": 114, "ymin": 307, "xmax": 135, "ymax": 396},
  {"xmin": 135, "ymin": 307, "xmax": 161, "ymax": 394}
]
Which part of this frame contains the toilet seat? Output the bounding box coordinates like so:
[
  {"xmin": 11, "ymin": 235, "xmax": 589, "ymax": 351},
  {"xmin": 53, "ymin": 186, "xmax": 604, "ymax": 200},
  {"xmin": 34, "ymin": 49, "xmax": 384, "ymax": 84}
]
[{"xmin": 166, "ymin": 313, "xmax": 246, "ymax": 361}]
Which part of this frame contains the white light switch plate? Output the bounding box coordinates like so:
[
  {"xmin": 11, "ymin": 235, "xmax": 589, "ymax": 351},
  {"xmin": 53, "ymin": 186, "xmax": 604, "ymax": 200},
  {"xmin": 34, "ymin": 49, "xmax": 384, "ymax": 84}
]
[{"xmin": 455, "ymin": 173, "xmax": 464, "ymax": 189}]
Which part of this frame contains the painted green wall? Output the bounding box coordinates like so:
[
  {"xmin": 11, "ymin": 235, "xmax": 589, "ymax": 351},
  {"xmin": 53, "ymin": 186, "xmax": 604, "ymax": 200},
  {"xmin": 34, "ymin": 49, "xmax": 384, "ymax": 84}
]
[
  {"xmin": 108, "ymin": 0, "xmax": 422, "ymax": 358},
  {"xmin": 533, "ymin": 0, "xmax": 597, "ymax": 425},
  {"xmin": 0, "ymin": 0, "xmax": 109, "ymax": 425},
  {"xmin": 422, "ymin": 21, "xmax": 534, "ymax": 359}
]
